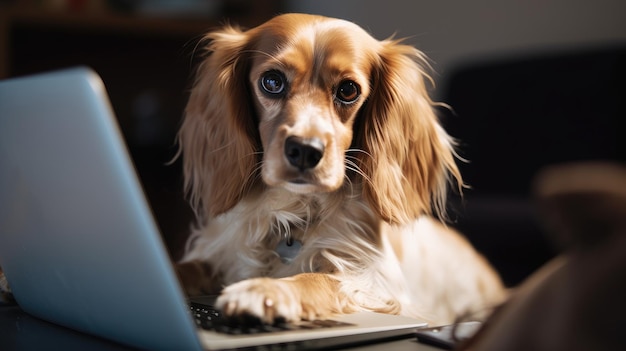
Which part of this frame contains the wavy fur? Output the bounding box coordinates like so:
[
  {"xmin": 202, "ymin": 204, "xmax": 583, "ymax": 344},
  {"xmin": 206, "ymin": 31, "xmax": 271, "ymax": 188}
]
[
  {"xmin": 176, "ymin": 13, "xmax": 505, "ymax": 326},
  {"xmin": 355, "ymin": 38, "xmax": 462, "ymax": 224}
]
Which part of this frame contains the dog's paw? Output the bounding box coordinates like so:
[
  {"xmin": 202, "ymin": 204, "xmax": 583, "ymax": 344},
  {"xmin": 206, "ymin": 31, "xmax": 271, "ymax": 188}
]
[{"xmin": 216, "ymin": 277, "xmax": 311, "ymax": 324}]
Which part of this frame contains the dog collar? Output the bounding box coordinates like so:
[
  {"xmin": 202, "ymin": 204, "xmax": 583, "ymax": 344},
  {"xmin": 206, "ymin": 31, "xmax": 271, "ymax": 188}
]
[{"xmin": 275, "ymin": 238, "xmax": 302, "ymax": 264}]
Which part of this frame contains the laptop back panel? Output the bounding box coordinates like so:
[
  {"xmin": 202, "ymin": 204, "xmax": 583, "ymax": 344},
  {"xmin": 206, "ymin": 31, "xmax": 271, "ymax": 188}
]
[{"xmin": 0, "ymin": 67, "xmax": 202, "ymax": 351}]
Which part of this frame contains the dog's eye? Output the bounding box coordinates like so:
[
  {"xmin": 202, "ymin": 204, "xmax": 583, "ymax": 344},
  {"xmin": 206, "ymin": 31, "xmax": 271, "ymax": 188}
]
[
  {"xmin": 260, "ymin": 71, "xmax": 286, "ymax": 96},
  {"xmin": 335, "ymin": 80, "xmax": 360, "ymax": 104}
]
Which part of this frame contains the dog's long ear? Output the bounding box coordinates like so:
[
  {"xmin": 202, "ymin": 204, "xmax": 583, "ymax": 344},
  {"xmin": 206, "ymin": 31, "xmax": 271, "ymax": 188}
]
[
  {"xmin": 356, "ymin": 40, "xmax": 462, "ymax": 224},
  {"xmin": 178, "ymin": 26, "xmax": 260, "ymax": 219}
]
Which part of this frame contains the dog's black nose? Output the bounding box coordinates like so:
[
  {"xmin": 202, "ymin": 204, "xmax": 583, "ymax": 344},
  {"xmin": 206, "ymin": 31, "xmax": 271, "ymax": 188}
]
[{"xmin": 284, "ymin": 136, "xmax": 324, "ymax": 170}]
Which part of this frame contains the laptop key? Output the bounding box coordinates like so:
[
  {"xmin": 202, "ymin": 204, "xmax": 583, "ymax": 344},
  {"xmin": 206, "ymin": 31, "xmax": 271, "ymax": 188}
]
[{"xmin": 189, "ymin": 302, "xmax": 353, "ymax": 334}]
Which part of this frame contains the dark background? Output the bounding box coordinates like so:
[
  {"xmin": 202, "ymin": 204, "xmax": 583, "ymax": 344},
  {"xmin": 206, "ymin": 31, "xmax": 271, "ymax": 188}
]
[
  {"xmin": 2, "ymin": 0, "xmax": 624, "ymax": 287},
  {"xmin": 1, "ymin": 0, "xmax": 283, "ymax": 261}
]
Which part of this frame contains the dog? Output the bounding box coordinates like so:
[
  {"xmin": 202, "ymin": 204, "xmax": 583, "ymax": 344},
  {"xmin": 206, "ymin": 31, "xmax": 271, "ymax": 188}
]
[{"xmin": 174, "ymin": 13, "xmax": 506, "ymax": 327}]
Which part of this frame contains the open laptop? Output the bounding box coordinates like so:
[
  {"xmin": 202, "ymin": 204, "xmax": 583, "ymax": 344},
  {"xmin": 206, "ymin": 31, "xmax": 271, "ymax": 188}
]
[{"xmin": 0, "ymin": 67, "xmax": 426, "ymax": 350}]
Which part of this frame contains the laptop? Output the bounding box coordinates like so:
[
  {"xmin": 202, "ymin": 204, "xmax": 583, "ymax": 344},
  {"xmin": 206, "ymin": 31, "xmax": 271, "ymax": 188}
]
[{"xmin": 0, "ymin": 67, "xmax": 426, "ymax": 350}]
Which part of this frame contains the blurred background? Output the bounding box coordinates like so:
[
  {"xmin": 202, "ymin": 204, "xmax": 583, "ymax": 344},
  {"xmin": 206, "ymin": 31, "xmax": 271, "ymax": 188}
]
[{"xmin": 1, "ymin": 0, "xmax": 624, "ymax": 287}]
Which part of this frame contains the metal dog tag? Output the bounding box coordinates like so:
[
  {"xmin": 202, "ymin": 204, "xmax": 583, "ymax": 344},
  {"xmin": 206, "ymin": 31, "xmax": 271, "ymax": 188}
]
[{"xmin": 275, "ymin": 239, "xmax": 302, "ymax": 264}]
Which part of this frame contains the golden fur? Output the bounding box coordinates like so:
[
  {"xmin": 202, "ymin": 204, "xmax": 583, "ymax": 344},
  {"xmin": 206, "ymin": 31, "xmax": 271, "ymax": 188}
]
[{"xmin": 176, "ymin": 13, "xmax": 506, "ymax": 326}]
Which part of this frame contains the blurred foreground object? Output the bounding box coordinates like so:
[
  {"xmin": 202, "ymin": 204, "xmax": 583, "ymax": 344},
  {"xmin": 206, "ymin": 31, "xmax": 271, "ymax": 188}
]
[{"xmin": 461, "ymin": 161, "xmax": 626, "ymax": 351}]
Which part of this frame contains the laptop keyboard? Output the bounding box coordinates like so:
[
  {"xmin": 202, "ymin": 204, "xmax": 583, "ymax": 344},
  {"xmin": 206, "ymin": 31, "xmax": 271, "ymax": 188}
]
[{"xmin": 189, "ymin": 303, "xmax": 353, "ymax": 335}]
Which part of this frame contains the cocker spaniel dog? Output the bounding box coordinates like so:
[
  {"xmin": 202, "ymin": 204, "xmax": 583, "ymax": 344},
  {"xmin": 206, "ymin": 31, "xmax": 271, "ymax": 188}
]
[{"xmin": 175, "ymin": 13, "xmax": 506, "ymax": 326}]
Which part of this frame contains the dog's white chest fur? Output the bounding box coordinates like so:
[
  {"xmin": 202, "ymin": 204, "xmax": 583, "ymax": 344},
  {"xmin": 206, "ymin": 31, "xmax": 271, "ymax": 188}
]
[{"xmin": 183, "ymin": 187, "xmax": 380, "ymax": 282}]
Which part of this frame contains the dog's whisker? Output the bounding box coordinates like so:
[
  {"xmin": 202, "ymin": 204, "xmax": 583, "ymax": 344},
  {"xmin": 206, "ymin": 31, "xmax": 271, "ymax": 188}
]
[
  {"xmin": 341, "ymin": 173, "xmax": 358, "ymax": 199},
  {"xmin": 233, "ymin": 150, "xmax": 264, "ymax": 186},
  {"xmin": 345, "ymin": 159, "xmax": 373, "ymax": 187},
  {"xmin": 244, "ymin": 161, "xmax": 264, "ymax": 186},
  {"xmin": 346, "ymin": 148, "xmax": 373, "ymax": 159}
]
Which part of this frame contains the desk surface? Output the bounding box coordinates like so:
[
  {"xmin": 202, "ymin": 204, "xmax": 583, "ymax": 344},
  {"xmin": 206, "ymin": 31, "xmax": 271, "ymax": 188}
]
[{"xmin": 0, "ymin": 300, "xmax": 439, "ymax": 351}]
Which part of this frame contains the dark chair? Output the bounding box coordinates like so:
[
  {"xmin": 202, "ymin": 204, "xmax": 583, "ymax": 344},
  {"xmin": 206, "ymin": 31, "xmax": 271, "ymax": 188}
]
[{"xmin": 439, "ymin": 45, "xmax": 626, "ymax": 286}]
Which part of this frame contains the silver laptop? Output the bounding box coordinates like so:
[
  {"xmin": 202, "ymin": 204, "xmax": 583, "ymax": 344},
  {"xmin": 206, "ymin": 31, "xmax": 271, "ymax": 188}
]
[{"xmin": 0, "ymin": 67, "xmax": 425, "ymax": 350}]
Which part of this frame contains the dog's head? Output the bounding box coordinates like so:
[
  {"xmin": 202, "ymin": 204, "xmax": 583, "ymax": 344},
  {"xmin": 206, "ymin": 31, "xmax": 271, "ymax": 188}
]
[{"xmin": 179, "ymin": 13, "xmax": 461, "ymax": 224}]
